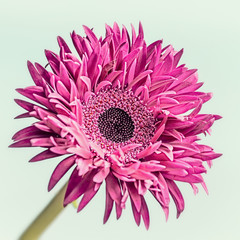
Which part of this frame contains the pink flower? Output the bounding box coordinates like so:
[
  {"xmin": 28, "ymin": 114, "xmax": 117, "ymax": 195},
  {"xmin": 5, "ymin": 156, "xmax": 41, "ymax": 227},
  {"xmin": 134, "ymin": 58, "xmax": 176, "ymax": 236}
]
[{"xmin": 10, "ymin": 23, "xmax": 221, "ymax": 229}]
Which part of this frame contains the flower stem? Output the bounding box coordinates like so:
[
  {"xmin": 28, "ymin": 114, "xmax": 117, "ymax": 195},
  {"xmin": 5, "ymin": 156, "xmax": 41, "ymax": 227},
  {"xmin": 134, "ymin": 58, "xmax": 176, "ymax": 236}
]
[{"xmin": 19, "ymin": 183, "xmax": 68, "ymax": 240}]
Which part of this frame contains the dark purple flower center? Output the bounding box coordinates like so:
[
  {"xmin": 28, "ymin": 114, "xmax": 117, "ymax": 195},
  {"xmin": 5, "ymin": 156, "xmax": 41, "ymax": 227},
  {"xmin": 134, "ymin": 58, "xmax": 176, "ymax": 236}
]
[
  {"xmin": 97, "ymin": 107, "xmax": 134, "ymax": 143},
  {"xmin": 83, "ymin": 88, "xmax": 155, "ymax": 155}
]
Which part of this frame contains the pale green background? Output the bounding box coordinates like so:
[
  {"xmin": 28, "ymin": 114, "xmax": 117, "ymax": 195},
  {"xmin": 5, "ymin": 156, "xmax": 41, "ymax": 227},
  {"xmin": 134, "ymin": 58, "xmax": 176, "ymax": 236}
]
[{"xmin": 1, "ymin": 0, "xmax": 239, "ymax": 239}]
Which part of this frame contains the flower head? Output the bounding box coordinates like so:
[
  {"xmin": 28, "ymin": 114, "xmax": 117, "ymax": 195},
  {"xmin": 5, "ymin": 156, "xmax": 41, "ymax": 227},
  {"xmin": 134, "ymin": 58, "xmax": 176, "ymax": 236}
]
[{"xmin": 11, "ymin": 23, "xmax": 221, "ymax": 229}]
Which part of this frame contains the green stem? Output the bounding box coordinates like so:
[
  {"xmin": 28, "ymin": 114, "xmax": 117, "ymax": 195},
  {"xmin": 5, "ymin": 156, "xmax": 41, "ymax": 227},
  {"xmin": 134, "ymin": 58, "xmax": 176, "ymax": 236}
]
[{"xmin": 19, "ymin": 183, "xmax": 68, "ymax": 240}]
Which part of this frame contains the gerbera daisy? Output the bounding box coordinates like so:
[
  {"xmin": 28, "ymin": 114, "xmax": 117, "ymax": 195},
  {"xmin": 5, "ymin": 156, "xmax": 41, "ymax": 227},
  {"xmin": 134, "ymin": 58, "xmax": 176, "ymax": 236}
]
[{"xmin": 11, "ymin": 22, "xmax": 221, "ymax": 229}]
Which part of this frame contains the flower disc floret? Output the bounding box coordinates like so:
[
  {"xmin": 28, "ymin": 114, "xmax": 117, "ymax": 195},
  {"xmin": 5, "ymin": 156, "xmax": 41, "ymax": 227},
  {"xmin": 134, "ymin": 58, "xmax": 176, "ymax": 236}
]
[{"xmin": 83, "ymin": 88, "xmax": 155, "ymax": 156}]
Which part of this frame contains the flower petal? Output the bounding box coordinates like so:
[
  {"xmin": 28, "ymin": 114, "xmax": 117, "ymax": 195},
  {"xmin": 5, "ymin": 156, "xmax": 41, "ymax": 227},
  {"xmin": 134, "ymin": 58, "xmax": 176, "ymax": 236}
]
[
  {"xmin": 105, "ymin": 172, "xmax": 122, "ymax": 205},
  {"xmin": 48, "ymin": 155, "xmax": 76, "ymax": 191},
  {"xmin": 77, "ymin": 182, "xmax": 101, "ymax": 212},
  {"xmin": 30, "ymin": 149, "xmax": 60, "ymax": 162},
  {"xmin": 103, "ymin": 189, "xmax": 114, "ymax": 224},
  {"xmin": 127, "ymin": 182, "xmax": 141, "ymax": 212},
  {"xmin": 141, "ymin": 196, "xmax": 150, "ymax": 230},
  {"xmin": 166, "ymin": 179, "xmax": 185, "ymax": 218}
]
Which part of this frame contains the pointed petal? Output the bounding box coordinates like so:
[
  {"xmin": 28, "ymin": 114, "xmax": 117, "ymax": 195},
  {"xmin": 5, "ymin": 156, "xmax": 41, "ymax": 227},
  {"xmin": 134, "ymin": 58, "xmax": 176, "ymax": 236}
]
[
  {"xmin": 127, "ymin": 182, "xmax": 141, "ymax": 212},
  {"xmin": 48, "ymin": 155, "xmax": 76, "ymax": 191},
  {"xmin": 14, "ymin": 99, "xmax": 35, "ymax": 112},
  {"xmin": 137, "ymin": 141, "xmax": 162, "ymax": 159},
  {"xmin": 27, "ymin": 61, "xmax": 44, "ymax": 86},
  {"xmin": 30, "ymin": 149, "xmax": 60, "ymax": 162},
  {"xmin": 57, "ymin": 36, "xmax": 71, "ymax": 53},
  {"xmin": 77, "ymin": 183, "xmax": 100, "ymax": 212},
  {"xmin": 93, "ymin": 167, "xmax": 110, "ymax": 183},
  {"xmin": 9, "ymin": 139, "xmax": 32, "ymax": 148},
  {"xmin": 166, "ymin": 179, "xmax": 185, "ymax": 218},
  {"xmin": 103, "ymin": 189, "xmax": 114, "ymax": 224},
  {"xmin": 83, "ymin": 25, "xmax": 98, "ymax": 46},
  {"xmin": 64, "ymin": 170, "xmax": 96, "ymax": 205},
  {"xmin": 12, "ymin": 126, "xmax": 43, "ymax": 141},
  {"xmin": 115, "ymin": 202, "xmax": 122, "ymax": 220},
  {"xmin": 105, "ymin": 172, "xmax": 122, "ymax": 205},
  {"xmin": 141, "ymin": 196, "xmax": 150, "ymax": 229},
  {"xmin": 130, "ymin": 198, "xmax": 141, "ymax": 226},
  {"xmin": 127, "ymin": 70, "xmax": 152, "ymax": 90}
]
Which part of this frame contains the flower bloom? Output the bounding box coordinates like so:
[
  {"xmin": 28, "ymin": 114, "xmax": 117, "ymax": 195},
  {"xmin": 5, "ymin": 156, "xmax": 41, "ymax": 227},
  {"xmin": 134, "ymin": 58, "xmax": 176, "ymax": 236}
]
[{"xmin": 11, "ymin": 23, "xmax": 221, "ymax": 229}]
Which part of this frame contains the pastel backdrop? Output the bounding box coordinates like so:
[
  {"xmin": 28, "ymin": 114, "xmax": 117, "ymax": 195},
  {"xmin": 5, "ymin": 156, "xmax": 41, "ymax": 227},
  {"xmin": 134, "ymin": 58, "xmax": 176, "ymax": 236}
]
[{"xmin": 0, "ymin": 0, "xmax": 239, "ymax": 239}]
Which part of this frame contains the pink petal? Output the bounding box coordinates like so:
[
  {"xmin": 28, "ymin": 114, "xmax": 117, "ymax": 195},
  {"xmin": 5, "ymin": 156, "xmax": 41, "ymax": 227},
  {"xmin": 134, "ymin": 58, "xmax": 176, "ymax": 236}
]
[
  {"xmin": 14, "ymin": 99, "xmax": 35, "ymax": 112},
  {"xmin": 83, "ymin": 25, "xmax": 98, "ymax": 46},
  {"xmin": 172, "ymin": 48, "xmax": 183, "ymax": 69},
  {"xmin": 115, "ymin": 202, "xmax": 122, "ymax": 220},
  {"xmin": 159, "ymin": 53, "xmax": 173, "ymax": 75},
  {"xmin": 16, "ymin": 86, "xmax": 44, "ymax": 102},
  {"xmin": 77, "ymin": 182, "xmax": 100, "ymax": 212},
  {"xmin": 141, "ymin": 196, "xmax": 150, "ymax": 229},
  {"xmin": 104, "ymin": 70, "xmax": 123, "ymax": 83},
  {"xmin": 161, "ymin": 160, "xmax": 191, "ymax": 170},
  {"xmin": 127, "ymin": 70, "xmax": 152, "ymax": 90},
  {"xmin": 14, "ymin": 112, "xmax": 32, "ymax": 119},
  {"xmin": 121, "ymin": 144, "xmax": 142, "ymax": 153},
  {"xmin": 151, "ymin": 115, "xmax": 168, "ymax": 143},
  {"xmin": 96, "ymin": 80, "xmax": 112, "ymax": 93},
  {"xmin": 112, "ymin": 172, "xmax": 135, "ymax": 182},
  {"xmin": 89, "ymin": 141, "xmax": 105, "ymax": 159},
  {"xmin": 127, "ymin": 182, "xmax": 141, "ymax": 212},
  {"xmin": 193, "ymin": 152, "xmax": 222, "ymax": 161},
  {"xmin": 30, "ymin": 149, "xmax": 60, "ymax": 162},
  {"xmin": 105, "ymin": 172, "xmax": 122, "ymax": 205},
  {"xmin": 201, "ymin": 181, "xmax": 209, "ymax": 194},
  {"xmin": 139, "ymin": 161, "xmax": 166, "ymax": 172},
  {"xmin": 71, "ymin": 31, "xmax": 84, "ymax": 58},
  {"xmin": 87, "ymin": 52, "xmax": 100, "ymax": 82},
  {"xmin": 64, "ymin": 170, "xmax": 96, "ymax": 206},
  {"xmin": 135, "ymin": 42, "xmax": 147, "ymax": 76},
  {"xmin": 67, "ymin": 146, "xmax": 91, "ymax": 159},
  {"xmin": 167, "ymin": 102, "xmax": 197, "ymax": 115},
  {"xmin": 50, "ymin": 146, "xmax": 69, "ymax": 155},
  {"xmin": 163, "ymin": 173, "xmax": 203, "ymax": 183},
  {"xmin": 112, "ymin": 161, "xmax": 140, "ymax": 175},
  {"xmin": 122, "ymin": 48, "xmax": 141, "ymax": 67},
  {"xmin": 130, "ymin": 198, "xmax": 141, "ymax": 226},
  {"xmin": 48, "ymin": 155, "xmax": 76, "ymax": 191},
  {"xmin": 125, "ymin": 59, "xmax": 137, "ymax": 84},
  {"xmin": 34, "ymin": 122, "xmax": 51, "ymax": 132},
  {"xmin": 64, "ymin": 126, "xmax": 89, "ymax": 149},
  {"xmin": 27, "ymin": 61, "xmax": 44, "ymax": 86},
  {"xmin": 9, "ymin": 139, "xmax": 32, "ymax": 148},
  {"xmin": 79, "ymin": 76, "xmax": 92, "ymax": 92},
  {"xmin": 164, "ymin": 129, "xmax": 184, "ymax": 141},
  {"xmin": 166, "ymin": 179, "xmax": 185, "ymax": 218},
  {"xmin": 131, "ymin": 24, "xmax": 137, "ymax": 45},
  {"xmin": 33, "ymin": 94, "xmax": 53, "ymax": 110},
  {"xmin": 12, "ymin": 126, "xmax": 44, "ymax": 141},
  {"xmin": 35, "ymin": 62, "xmax": 51, "ymax": 84},
  {"xmin": 45, "ymin": 116, "xmax": 65, "ymax": 135},
  {"xmin": 157, "ymin": 173, "xmax": 170, "ymax": 205},
  {"xmin": 176, "ymin": 69, "xmax": 197, "ymax": 82},
  {"xmin": 75, "ymin": 99, "xmax": 83, "ymax": 125},
  {"xmin": 103, "ymin": 189, "xmax": 114, "ymax": 224},
  {"xmin": 137, "ymin": 141, "xmax": 162, "ymax": 159},
  {"xmin": 93, "ymin": 167, "xmax": 110, "ymax": 183},
  {"xmin": 57, "ymin": 36, "xmax": 71, "ymax": 53},
  {"xmin": 131, "ymin": 169, "xmax": 157, "ymax": 182},
  {"xmin": 44, "ymin": 50, "xmax": 60, "ymax": 74},
  {"xmin": 59, "ymin": 62, "xmax": 71, "ymax": 90}
]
